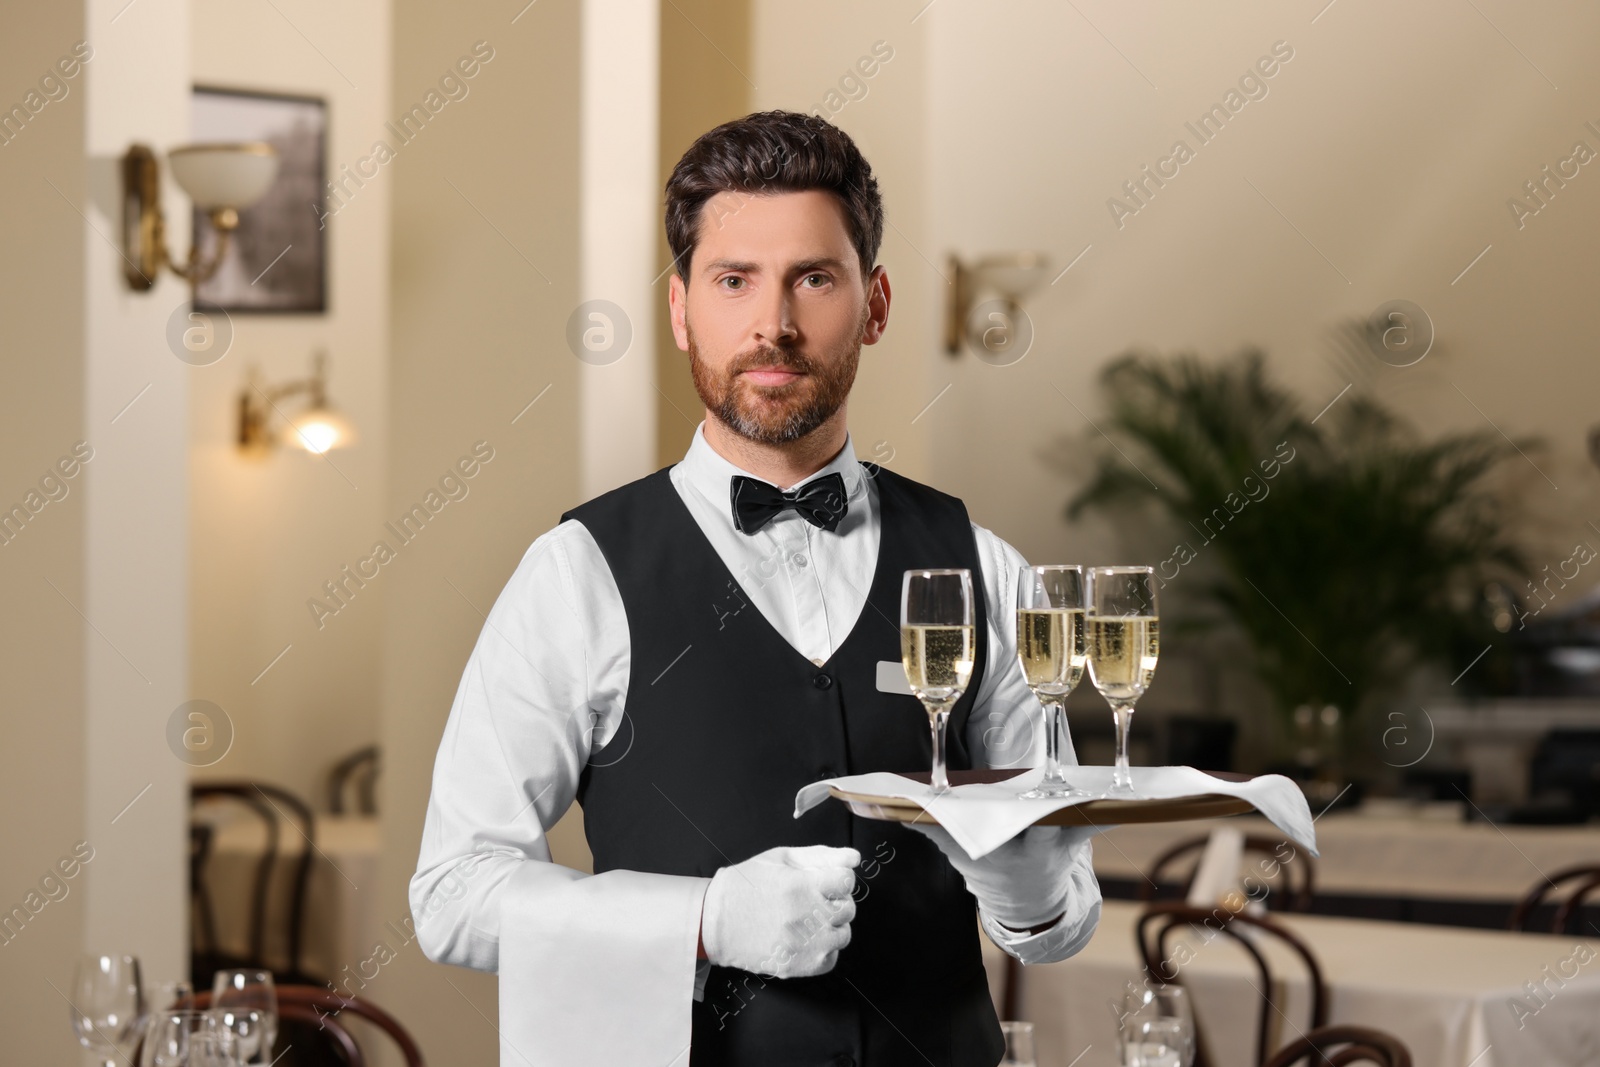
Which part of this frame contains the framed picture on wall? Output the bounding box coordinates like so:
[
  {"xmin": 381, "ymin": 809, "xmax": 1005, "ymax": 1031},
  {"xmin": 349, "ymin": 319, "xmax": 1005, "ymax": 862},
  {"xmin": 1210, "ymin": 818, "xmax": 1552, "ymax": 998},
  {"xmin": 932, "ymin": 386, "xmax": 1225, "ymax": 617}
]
[{"xmin": 190, "ymin": 85, "xmax": 327, "ymax": 313}]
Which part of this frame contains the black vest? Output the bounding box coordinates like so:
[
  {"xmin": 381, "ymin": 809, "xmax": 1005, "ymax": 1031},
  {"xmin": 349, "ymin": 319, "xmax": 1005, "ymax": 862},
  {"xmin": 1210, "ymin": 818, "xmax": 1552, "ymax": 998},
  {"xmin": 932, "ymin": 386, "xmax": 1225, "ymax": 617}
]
[{"xmin": 563, "ymin": 463, "xmax": 1005, "ymax": 1067}]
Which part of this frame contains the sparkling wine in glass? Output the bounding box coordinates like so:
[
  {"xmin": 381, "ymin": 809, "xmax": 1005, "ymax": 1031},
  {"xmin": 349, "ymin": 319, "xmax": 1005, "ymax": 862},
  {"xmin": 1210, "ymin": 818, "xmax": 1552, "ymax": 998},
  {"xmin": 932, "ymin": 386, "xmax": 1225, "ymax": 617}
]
[
  {"xmin": 1015, "ymin": 564, "xmax": 1091, "ymax": 799},
  {"xmin": 210, "ymin": 970, "xmax": 277, "ymax": 1065},
  {"xmin": 70, "ymin": 953, "xmax": 145, "ymax": 1067},
  {"xmin": 1086, "ymin": 566, "xmax": 1160, "ymax": 797},
  {"xmin": 901, "ymin": 568, "xmax": 975, "ymax": 793}
]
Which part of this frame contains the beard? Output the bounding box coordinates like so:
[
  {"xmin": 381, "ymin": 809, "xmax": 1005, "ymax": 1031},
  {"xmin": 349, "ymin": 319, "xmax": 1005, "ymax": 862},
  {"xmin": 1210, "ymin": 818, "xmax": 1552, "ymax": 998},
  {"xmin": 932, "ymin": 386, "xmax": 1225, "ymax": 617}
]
[{"xmin": 687, "ymin": 314, "xmax": 864, "ymax": 445}]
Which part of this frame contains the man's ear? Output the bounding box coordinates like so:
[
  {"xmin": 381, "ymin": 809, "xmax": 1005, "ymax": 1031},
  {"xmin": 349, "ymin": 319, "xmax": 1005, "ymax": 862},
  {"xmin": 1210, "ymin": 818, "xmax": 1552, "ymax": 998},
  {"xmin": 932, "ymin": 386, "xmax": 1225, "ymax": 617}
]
[
  {"xmin": 861, "ymin": 265, "xmax": 891, "ymax": 346},
  {"xmin": 669, "ymin": 272, "xmax": 691, "ymax": 352}
]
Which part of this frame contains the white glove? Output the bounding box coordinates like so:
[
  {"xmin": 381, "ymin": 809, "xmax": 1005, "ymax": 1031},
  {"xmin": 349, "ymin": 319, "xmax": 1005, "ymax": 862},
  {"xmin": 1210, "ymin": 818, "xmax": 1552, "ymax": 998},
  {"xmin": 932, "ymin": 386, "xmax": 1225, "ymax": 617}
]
[
  {"xmin": 907, "ymin": 822, "xmax": 1098, "ymax": 929},
  {"xmin": 700, "ymin": 844, "xmax": 860, "ymax": 978}
]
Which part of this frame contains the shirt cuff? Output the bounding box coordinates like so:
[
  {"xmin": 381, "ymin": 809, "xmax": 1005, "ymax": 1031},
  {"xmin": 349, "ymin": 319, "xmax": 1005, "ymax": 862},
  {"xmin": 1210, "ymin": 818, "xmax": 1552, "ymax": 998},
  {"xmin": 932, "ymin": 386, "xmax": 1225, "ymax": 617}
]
[{"xmin": 978, "ymin": 877, "xmax": 1102, "ymax": 966}]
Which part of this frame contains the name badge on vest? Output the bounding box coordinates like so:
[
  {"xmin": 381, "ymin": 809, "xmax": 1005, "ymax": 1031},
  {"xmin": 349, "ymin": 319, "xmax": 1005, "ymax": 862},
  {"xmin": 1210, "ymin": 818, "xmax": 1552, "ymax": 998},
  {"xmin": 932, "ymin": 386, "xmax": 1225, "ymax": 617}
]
[{"xmin": 874, "ymin": 660, "xmax": 914, "ymax": 696}]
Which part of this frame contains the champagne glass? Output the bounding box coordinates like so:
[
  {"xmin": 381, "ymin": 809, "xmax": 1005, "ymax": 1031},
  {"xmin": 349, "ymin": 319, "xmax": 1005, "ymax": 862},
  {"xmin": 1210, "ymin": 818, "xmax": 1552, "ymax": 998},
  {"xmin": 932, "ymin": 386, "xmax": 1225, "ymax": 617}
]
[
  {"xmin": 70, "ymin": 953, "xmax": 145, "ymax": 1067},
  {"xmin": 210, "ymin": 970, "xmax": 277, "ymax": 1064},
  {"xmin": 1014, "ymin": 564, "xmax": 1090, "ymax": 799},
  {"xmin": 1117, "ymin": 984, "xmax": 1195, "ymax": 1067},
  {"xmin": 901, "ymin": 568, "xmax": 975, "ymax": 793},
  {"xmin": 141, "ymin": 1009, "xmax": 241, "ymax": 1067},
  {"xmin": 1086, "ymin": 566, "xmax": 1160, "ymax": 797}
]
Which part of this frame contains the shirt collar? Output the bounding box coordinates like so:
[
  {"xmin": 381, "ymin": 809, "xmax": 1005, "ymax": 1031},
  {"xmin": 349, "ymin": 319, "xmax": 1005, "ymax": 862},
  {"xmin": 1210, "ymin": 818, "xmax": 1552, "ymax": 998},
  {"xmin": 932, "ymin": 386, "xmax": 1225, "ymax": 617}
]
[{"xmin": 678, "ymin": 420, "xmax": 866, "ymax": 530}]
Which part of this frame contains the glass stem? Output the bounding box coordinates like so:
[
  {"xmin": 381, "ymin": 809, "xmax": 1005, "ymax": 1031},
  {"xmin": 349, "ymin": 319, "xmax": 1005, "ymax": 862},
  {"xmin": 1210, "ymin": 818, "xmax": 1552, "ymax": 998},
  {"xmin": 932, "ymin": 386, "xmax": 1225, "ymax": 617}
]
[
  {"xmin": 1112, "ymin": 704, "xmax": 1134, "ymax": 791},
  {"xmin": 928, "ymin": 705, "xmax": 950, "ymax": 793},
  {"xmin": 1040, "ymin": 699, "xmax": 1068, "ymax": 785}
]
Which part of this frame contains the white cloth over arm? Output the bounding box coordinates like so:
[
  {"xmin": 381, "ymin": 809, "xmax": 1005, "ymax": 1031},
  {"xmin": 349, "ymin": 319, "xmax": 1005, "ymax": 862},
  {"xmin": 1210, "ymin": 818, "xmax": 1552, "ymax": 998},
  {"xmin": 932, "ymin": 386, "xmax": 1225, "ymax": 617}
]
[
  {"xmin": 963, "ymin": 524, "xmax": 1103, "ymax": 966},
  {"xmin": 409, "ymin": 523, "xmax": 709, "ymax": 1066}
]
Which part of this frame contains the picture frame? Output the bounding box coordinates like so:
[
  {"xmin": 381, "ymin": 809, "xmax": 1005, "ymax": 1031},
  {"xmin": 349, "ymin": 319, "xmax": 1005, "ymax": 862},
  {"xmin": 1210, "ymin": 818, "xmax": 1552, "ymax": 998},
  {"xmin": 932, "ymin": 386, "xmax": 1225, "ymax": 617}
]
[{"xmin": 190, "ymin": 85, "xmax": 327, "ymax": 313}]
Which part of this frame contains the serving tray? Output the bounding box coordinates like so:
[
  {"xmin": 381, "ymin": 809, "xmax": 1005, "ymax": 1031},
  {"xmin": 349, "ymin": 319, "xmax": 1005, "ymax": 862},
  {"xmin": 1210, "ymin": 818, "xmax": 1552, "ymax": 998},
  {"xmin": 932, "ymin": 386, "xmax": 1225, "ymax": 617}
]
[{"xmin": 828, "ymin": 768, "xmax": 1257, "ymax": 828}]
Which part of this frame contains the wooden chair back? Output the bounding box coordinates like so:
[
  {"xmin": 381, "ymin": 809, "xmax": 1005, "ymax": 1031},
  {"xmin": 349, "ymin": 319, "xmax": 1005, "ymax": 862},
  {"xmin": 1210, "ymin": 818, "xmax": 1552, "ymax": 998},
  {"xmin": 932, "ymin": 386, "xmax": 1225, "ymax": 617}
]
[
  {"xmin": 1141, "ymin": 834, "xmax": 1316, "ymax": 912},
  {"xmin": 1508, "ymin": 864, "xmax": 1600, "ymax": 935},
  {"xmin": 1264, "ymin": 1024, "xmax": 1413, "ymax": 1067},
  {"xmin": 1137, "ymin": 902, "xmax": 1328, "ymax": 1067},
  {"xmin": 190, "ymin": 782, "xmax": 317, "ymax": 986},
  {"xmin": 328, "ymin": 745, "xmax": 380, "ymax": 815}
]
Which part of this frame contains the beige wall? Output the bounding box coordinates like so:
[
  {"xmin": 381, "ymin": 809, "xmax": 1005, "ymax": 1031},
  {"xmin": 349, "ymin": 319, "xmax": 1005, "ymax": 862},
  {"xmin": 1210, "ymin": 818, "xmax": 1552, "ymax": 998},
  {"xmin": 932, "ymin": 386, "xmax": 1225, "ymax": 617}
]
[
  {"xmin": 377, "ymin": 0, "xmax": 584, "ymax": 1060},
  {"xmin": 188, "ymin": 0, "xmax": 392, "ymax": 808},
  {"xmin": 919, "ymin": 0, "xmax": 1599, "ymax": 557},
  {"xmin": 0, "ymin": 6, "xmax": 90, "ymax": 1060}
]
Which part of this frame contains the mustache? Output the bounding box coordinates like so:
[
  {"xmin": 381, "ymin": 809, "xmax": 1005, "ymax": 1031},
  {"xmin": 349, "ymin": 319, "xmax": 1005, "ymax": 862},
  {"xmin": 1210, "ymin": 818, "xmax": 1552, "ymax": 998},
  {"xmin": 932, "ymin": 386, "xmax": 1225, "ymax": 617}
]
[{"xmin": 731, "ymin": 345, "xmax": 811, "ymax": 374}]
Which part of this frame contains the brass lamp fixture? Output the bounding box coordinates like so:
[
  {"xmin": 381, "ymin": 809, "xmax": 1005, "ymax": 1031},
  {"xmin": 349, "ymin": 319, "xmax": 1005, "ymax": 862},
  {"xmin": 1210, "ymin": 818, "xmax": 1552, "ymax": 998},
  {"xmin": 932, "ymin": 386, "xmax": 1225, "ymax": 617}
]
[
  {"xmin": 943, "ymin": 251, "xmax": 1050, "ymax": 356},
  {"xmin": 239, "ymin": 351, "xmax": 356, "ymax": 455},
  {"xmin": 121, "ymin": 142, "xmax": 280, "ymax": 292}
]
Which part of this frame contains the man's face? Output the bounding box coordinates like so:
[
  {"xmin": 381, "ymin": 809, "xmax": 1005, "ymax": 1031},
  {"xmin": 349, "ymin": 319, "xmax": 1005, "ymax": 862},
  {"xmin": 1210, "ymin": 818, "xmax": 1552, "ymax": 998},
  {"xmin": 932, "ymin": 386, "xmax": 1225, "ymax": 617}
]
[{"xmin": 669, "ymin": 189, "xmax": 889, "ymax": 445}]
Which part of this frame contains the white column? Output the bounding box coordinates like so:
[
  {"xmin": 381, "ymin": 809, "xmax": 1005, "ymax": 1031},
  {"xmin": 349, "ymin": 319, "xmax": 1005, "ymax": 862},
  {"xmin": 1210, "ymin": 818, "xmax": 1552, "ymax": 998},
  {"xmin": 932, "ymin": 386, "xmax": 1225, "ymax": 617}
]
[
  {"xmin": 81, "ymin": 0, "xmax": 190, "ymax": 983},
  {"xmin": 579, "ymin": 0, "xmax": 661, "ymax": 496}
]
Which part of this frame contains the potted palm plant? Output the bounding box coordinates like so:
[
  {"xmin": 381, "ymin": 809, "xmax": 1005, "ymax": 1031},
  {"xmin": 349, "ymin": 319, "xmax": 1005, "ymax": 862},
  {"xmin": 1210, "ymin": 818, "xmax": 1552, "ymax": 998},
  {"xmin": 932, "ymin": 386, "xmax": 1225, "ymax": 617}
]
[{"xmin": 1066, "ymin": 348, "xmax": 1531, "ymax": 783}]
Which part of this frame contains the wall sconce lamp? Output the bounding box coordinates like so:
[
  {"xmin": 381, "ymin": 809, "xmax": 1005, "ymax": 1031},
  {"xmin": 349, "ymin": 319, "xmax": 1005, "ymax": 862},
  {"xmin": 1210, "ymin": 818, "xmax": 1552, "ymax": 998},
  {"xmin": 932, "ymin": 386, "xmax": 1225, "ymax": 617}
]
[
  {"xmin": 943, "ymin": 251, "xmax": 1050, "ymax": 356},
  {"xmin": 121, "ymin": 142, "xmax": 280, "ymax": 293},
  {"xmin": 239, "ymin": 351, "xmax": 356, "ymax": 455}
]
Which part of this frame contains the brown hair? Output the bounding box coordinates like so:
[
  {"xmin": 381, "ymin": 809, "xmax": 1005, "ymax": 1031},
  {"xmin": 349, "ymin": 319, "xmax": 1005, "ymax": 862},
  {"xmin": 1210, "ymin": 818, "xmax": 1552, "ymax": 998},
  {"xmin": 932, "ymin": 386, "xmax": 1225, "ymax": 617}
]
[{"xmin": 664, "ymin": 109, "xmax": 883, "ymax": 284}]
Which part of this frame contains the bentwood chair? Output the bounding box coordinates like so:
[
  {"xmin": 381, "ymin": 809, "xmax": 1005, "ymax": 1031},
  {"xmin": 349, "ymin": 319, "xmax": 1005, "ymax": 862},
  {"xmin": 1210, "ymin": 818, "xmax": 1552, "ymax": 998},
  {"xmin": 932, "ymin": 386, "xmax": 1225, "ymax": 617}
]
[
  {"xmin": 190, "ymin": 782, "xmax": 321, "ymax": 989},
  {"xmin": 1139, "ymin": 835, "xmax": 1316, "ymax": 912},
  {"xmin": 1264, "ymin": 1025, "xmax": 1413, "ymax": 1067},
  {"xmin": 328, "ymin": 745, "xmax": 380, "ymax": 815},
  {"xmin": 1137, "ymin": 902, "xmax": 1328, "ymax": 1067},
  {"xmin": 1508, "ymin": 863, "xmax": 1600, "ymax": 936}
]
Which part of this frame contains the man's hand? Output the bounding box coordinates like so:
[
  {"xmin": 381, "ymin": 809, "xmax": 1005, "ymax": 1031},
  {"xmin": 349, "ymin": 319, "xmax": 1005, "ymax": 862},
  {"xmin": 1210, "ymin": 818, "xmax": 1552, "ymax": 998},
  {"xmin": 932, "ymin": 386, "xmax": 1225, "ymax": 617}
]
[
  {"xmin": 700, "ymin": 844, "xmax": 860, "ymax": 978},
  {"xmin": 906, "ymin": 822, "xmax": 1099, "ymax": 930}
]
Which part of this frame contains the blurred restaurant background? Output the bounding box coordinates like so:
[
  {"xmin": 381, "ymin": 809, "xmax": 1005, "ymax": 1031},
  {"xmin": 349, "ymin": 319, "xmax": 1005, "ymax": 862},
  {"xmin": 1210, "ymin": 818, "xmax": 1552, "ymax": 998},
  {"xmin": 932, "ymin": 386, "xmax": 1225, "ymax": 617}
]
[{"xmin": 3, "ymin": 0, "xmax": 1599, "ymax": 1063}]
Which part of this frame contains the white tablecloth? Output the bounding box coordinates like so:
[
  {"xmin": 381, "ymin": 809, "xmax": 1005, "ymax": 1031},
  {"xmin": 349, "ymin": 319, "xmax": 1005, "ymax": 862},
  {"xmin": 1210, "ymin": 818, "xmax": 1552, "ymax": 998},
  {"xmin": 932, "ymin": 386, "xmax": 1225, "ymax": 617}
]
[
  {"xmin": 980, "ymin": 900, "xmax": 1600, "ymax": 1067},
  {"xmin": 1091, "ymin": 808, "xmax": 1600, "ymax": 901}
]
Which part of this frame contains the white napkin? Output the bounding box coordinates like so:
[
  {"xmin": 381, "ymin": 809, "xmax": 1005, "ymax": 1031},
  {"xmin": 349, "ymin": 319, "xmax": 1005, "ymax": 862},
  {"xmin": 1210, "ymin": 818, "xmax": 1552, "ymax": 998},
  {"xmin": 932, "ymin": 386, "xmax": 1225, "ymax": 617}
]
[
  {"xmin": 794, "ymin": 765, "xmax": 1318, "ymax": 861},
  {"xmin": 1186, "ymin": 825, "xmax": 1246, "ymax": 908}
]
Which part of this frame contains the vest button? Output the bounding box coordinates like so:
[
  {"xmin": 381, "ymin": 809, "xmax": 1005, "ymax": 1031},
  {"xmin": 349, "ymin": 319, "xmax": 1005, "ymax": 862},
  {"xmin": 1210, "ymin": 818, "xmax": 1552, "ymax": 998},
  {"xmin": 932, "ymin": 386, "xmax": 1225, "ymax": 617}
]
[
  {"xmin": 813, "ymin": 672, "xmax": 833, "ymax": 690},
  {"xmin": 816, "ymin": 766, "xmax": 840, "ymax": 781}
]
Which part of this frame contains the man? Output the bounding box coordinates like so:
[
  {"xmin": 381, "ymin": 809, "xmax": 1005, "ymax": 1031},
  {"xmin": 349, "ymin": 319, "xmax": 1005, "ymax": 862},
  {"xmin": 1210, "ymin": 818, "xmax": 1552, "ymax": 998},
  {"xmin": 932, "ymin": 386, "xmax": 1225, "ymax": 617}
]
[{"xmin": 411, "ymin": 110, "xmax": 1101, "ymax": 1066}]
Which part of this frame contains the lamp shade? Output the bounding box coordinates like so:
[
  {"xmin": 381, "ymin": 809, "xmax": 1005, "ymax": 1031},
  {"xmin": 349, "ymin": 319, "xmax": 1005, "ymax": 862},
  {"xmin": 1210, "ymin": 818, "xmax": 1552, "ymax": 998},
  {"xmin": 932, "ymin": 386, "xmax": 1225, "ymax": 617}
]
[
  {"xmin": 167, "ymin": 143, "xmax": 279, "ymax": 210},
  {"xmin": 976, "ymin": 252, "xmax": 1049, "ymax": 300}
]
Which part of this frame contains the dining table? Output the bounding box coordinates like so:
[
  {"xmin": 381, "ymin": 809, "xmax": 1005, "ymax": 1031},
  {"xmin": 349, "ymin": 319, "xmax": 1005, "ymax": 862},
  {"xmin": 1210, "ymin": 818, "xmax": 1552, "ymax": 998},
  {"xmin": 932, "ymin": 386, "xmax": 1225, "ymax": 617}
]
[
  {"xmin": 979, "ymin": 898, "xmax": 1600, "ymax": 1067},
  {"xmin": 1089, "ymin": 804, "xmax": 1600, "ymax": 905}
]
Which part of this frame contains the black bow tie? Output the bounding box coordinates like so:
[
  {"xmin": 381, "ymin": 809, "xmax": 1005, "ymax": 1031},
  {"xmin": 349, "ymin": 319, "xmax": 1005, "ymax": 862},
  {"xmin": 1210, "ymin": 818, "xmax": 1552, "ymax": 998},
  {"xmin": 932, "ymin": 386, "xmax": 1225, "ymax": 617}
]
[{"xmin": 730, "ymin": 472, "xmax": 849, "ymax": 535}]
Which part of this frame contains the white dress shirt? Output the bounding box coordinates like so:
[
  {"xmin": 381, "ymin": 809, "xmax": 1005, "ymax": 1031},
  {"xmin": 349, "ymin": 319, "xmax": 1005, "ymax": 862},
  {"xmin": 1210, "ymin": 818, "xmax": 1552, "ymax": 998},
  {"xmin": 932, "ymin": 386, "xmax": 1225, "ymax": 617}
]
[{"xmin": 411, "ymin": 421, "xmax": 1101, "ymax": 1065}]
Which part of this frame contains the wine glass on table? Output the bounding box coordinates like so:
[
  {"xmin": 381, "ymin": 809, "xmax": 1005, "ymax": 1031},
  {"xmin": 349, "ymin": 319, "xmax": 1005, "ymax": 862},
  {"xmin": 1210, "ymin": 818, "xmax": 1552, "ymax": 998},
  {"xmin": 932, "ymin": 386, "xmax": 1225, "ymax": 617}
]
[
  {"xmin": 1086, "ymin": 566, "xmax": 1160, "ymax": 798},
  {"xmin": 210, "ymin": 969, "xmax": 277, "ymax": 1065},
  {"xmin": 141, "ymin": 1009, "xmax": 242, "ymax": 1066},
  {"xmin": 901, "ymin": 568, "xmax": 975, "ymax": 794},
  {"xmin": 1118, "ymin": 983, "xmax": 1195, "ymax": 1067},
  {"xmin": 70, "ymin": 953, "xmax": 145, "ymax": 1067},
  {"xmin": 1014, "ymin": 564, "xmax": 1090, "ymax": 799}
]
